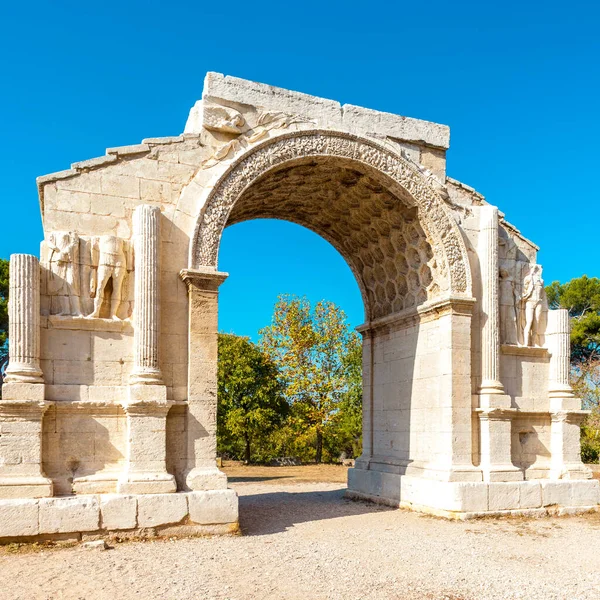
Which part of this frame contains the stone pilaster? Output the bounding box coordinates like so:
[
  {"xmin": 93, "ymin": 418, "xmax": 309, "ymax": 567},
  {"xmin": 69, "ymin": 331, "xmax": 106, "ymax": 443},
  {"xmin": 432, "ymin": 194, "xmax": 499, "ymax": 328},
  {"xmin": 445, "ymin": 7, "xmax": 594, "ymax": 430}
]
[
  {"xmin": 119, "ymin": 206, "xmax": 175, "ymax": 494},
  {"xmin": 476, "ymin": 208, "xmax": 520, "ymax": 481},
  {"xmin": 353, "ymin": 329, "xmax": 373, "ymax": 471},
  {"xmin": 549, "ymin": 411, "xmax": 591, "ymax": 479},
  {"xmin": 476, "ymin": 408, "xmax": 521, "ymax": 481},
  {"xmin": 118, "ymin": 386, "xmax": 176, "ymax": 494},
  {"xmin": 179, "ymin": 268, "xmax": 228, "ymax": 491},
  {"xmin": 4, "ymin": 254, "xmax": 43, "ymax": 384},
  {"xmin": 130, "ymin": 204, "xmax": 162, "ymax": 385},
  {"xmin": 0, "ymin": 254, "xmax": 52, "ymax": 498}
]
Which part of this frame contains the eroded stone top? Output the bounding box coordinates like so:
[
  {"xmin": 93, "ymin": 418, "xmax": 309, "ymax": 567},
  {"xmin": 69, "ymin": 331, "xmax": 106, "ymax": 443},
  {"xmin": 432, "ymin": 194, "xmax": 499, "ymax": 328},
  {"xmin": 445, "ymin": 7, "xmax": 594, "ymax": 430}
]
[{"xmin": 184, "ymin": 72, "xmax": 450, "ymax": 150}]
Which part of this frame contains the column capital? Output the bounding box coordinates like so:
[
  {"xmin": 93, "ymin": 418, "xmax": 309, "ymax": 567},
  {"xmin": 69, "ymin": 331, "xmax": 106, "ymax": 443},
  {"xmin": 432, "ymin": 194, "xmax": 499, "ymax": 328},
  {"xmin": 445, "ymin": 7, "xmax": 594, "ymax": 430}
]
[{"xmin": 180, "ymin": 268, "xmax": 228, "ymax": 292}]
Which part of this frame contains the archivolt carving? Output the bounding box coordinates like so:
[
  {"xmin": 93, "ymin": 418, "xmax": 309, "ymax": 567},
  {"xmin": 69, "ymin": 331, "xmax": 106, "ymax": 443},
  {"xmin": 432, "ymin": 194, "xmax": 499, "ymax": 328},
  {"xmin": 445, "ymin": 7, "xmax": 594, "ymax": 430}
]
[{"xmin": 191, "ymin": 130, "xmax": 472, "ymax": 298}]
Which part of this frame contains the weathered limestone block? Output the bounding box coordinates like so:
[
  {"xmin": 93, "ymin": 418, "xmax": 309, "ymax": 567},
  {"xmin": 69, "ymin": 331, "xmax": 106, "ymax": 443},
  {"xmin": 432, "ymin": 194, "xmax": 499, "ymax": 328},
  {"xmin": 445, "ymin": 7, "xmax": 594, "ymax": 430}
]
[
  {"xmin": 0, "ymin": 499, "xmax": 39, "ymax": 537},
  {"xmin": 519, "ymin": 482, "xmax": 543, "ymax": 509},
  {"xmin": 488, "ymin": 482, "xmax": 521, "ymax": 511},
  {"xmin": 0, "ymin": 385, "xmax": 52, "ymax": 498},
  {"xmin": 137, "ymin": 492, "xmax": 188, "ymax": 527},
  {"xmin": 188, "ymin": 489, "xmax": 238, "ymax": 525},
  {"xmin": 100, "ymin": 494, "xmax": 137, "ymax": 530},
  {"xmin": 39, "ymin": 496, "xmax": 100, "ymax": 534},
  {"xmin": 117, "ymin": 385, "xmax": 176, "ymax": 494}
]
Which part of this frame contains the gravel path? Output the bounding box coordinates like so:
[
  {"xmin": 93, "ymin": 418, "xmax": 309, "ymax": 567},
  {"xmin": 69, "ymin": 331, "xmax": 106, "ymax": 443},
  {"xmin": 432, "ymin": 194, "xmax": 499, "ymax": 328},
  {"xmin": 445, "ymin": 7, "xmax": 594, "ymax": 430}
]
[{"xmin": 1, "ymin": 481, "xmax": 599, "ymax": 599}]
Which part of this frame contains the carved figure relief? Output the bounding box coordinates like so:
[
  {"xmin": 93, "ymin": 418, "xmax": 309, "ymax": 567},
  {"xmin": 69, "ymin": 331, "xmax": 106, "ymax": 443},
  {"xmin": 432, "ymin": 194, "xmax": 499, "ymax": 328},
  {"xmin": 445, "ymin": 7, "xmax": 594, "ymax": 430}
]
[
  {"xmin": 89, "ymin": 235, "xmax": 131, "ymax": 320},
  {"xmin": 499, "ymin": 268, "xmax": 518, "ymax": 345},
  {"xmin": 201, "ymin": 108, "xmax": 316, "ymax": 170},
  {"xmin": 519, "ymin": 264, "xmax": 545, "ymax": 347},
  {"xmin": 46, "ymin": 231, "xmax": 82, "ymax": 316},
  {"xmin": 42, "ymin": 232, "xmax": 133, "ymax": 321},
  {"xmin": 203, "ymin": 103, "xmax": 245, "ymax": 134},
  {"xmin": 426, "ymin": 256, "xmax": 449, "ymax": 300}
]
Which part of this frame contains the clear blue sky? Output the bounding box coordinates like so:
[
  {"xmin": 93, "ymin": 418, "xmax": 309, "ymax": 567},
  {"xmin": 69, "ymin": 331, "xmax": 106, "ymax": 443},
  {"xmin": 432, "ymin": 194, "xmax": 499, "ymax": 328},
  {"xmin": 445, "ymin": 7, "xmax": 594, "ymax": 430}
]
[{"xmin": 1, "ymin": 1, "xmax": 598, "ymax": 339}]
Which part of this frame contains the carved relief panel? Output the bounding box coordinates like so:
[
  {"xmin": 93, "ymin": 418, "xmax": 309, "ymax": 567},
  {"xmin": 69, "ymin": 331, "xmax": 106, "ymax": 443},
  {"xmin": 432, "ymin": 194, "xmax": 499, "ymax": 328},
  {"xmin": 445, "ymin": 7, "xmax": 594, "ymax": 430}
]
[{"xmin": 41, "ymin": 232, "xmax": 134, "ymax": 321}]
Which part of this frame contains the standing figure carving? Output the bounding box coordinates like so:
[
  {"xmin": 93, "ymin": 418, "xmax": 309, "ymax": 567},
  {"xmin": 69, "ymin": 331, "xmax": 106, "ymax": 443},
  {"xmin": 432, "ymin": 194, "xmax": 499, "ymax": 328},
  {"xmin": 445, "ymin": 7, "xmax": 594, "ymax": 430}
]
[
  {"xmin": 499, "ymin": 268, "xmax": 518, "ymax": 345},
  {"xmin": 426, "ymin": 256, "xmax": 449, "ymax": 299},
  {"xmin": 89, "ymin": 235, "xmax": 130, "ymax": 320},
  {"xmin": 520, "ymin": 264, "xmax": 544, "ymax": 347},
  {"xmin": 46, "ymin": 231, "xmax": 81, "ymax": 316}
]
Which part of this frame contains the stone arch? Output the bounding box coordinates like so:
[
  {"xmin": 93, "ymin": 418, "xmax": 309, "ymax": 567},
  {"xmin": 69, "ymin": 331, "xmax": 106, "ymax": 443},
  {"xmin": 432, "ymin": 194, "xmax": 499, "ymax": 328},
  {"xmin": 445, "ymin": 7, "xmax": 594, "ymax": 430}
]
[{"xmin": 190, "ymin": 130, "xmax": 472, "ymax": 315}]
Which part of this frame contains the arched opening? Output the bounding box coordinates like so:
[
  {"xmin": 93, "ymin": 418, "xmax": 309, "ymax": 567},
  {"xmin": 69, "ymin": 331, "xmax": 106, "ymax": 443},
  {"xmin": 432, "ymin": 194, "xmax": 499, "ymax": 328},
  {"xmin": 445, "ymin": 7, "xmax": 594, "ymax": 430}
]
[
  {"xmin": 218, "ymin": 219, "xmax": 364, "ymax": 465},
  {"xmin": 184, "ymin": 131, "xmax": 475, "ymax": 503},
  {"xmin": 218, "ymin": 219, "xmax": 364, "ymax": 337}
]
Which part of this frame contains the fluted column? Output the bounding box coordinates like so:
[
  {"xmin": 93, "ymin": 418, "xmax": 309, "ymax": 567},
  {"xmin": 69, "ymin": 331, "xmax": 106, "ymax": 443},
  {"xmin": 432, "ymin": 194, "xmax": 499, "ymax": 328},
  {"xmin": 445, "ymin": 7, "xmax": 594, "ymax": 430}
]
[
  {"xmin": 476, "ymin": 207, "xmax": 520, "ymax": 481},
  {"xmin": 478, "ymin": 206, "xmax": 504, "ymax": 398},
  {"xmin": 547, "ymin": 309, "xmax": 575, "ymax": 406},
  {"xmin": 119, "ymin": 205, "xmax": 175, "ymax": 494},
  {"xmin": 130, "ymin": 204, "xmax": 162, "ymax": 385},
  {"xmin": 546, "ymin": 309, "xmax": 589, "ymax": 478},
  {"xmin": 0, "ymin": 254, "xmax": 52, "ymax": 498},
  {"xmin": 4, "ymin": 254, "xmax": 43, "ymax": 384}
]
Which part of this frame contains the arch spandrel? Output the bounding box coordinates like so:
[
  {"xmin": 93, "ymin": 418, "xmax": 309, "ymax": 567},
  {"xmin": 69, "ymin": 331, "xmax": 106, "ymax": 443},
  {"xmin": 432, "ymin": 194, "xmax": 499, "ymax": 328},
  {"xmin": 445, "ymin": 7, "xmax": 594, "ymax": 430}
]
[{"xmin": 190, "ymin": 130, "xmax": 472, "ymax": 301}]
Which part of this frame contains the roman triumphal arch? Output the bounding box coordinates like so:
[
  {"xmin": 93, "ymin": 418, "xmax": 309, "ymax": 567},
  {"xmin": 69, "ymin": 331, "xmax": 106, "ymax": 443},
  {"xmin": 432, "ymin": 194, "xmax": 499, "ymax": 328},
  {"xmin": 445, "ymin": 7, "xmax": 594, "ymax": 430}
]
[{"xmin": 0, "ymin": 73, "xmax": 597, "ymax": 540}]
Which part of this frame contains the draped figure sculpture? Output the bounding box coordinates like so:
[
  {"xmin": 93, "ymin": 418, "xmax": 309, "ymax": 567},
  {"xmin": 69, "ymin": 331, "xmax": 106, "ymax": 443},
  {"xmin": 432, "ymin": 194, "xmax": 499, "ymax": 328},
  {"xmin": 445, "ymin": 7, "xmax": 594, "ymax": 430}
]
[
  {"xmin": 46, "ymin": 231, "xmax": 82, "ymax": 316},
  {"xmin": 89, "ymin": 235, "xmax": 129, "ymax": 320},
  {"xmin": 520, "ymin": 264, "xmax": 545, "ymax": 347}
]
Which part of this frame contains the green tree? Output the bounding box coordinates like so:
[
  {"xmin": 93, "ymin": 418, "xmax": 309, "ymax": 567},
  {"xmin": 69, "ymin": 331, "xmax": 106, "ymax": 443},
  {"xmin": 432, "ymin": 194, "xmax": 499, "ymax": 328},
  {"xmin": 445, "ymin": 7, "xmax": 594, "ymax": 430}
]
[
  {"xmin": 323, "ymin": 332, "xmax": 363, "ymax": 460},
  {"xmin": 0, "ymin": 258, "xmax": 8, "ymax": 361},
  {"xmin": 260, "ymin": 295, "xmax": 361, "ymax": 463},
  {"xmin": 546, "ymin": 276, "xmax": 600, "ymax": 363},
  {"xmin": 217, "ymin": 333, "xmax": 287, "ymax": 463},
  {"xmin": 547, "ymin": 276, "xmax": 600, "ymax": 462}
]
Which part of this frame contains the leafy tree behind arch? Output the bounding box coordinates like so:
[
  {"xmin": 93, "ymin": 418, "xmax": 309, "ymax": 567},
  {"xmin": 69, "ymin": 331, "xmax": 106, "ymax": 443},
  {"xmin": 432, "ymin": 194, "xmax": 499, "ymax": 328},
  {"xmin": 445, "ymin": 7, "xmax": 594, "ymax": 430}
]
[
  {"xmin": 260, "ymin": 295, "xmax": 361, "ymax": 463},
  {"xmin": 217, "ymin": 333, "xmax": 288, "ymax": 463}
]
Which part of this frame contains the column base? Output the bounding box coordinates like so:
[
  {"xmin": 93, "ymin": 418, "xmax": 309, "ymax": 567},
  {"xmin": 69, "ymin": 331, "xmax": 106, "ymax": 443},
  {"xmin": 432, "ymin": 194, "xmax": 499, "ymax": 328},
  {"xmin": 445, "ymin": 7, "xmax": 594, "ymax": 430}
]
[
  {"xmin": 0, "ymin": 476, "xmax": 53, "ymax": 499},
  {"xmin": 185, "ymin": 467, "xmax": 228, "ymax": 491},
  {"xmin": 483, "ymin": 465, "xmax": 524, "ymax": 482},
  {"xmin": 549, "ymin": 464, "xmax": 594, "ymax": 480},
  {"xmin": 117, "ymin": 473, "xmax": 177, "ymax": 495}
]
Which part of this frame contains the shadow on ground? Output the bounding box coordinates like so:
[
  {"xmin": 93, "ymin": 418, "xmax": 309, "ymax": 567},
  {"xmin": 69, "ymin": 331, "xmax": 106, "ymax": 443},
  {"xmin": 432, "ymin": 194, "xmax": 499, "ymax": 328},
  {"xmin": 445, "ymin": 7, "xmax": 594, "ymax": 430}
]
[{"xmin": 237, "ymin": 487, "xmax": 394, "ymax": 536}]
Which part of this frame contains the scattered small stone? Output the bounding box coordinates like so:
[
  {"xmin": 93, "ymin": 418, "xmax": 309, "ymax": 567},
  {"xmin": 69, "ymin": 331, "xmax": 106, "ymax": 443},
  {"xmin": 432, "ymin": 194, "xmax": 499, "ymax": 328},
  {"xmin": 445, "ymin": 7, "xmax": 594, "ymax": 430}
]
[{"xmin": 82, "ymin": 540, "xmax": 108, "ymax": 551}]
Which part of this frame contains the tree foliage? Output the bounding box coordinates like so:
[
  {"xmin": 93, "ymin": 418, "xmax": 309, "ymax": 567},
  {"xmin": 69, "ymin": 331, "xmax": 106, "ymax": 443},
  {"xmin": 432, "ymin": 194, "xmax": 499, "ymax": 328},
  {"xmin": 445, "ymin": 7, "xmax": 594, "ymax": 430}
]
[
  {"xmin": 217, "ymin": 333, "xmax": 288, "ymax": 463},
  {"xmin": 259, "ymin": 295, "xmax": 361, "ymax": 463},
  {"xmin": 547, "ymin": 276, "xmax": 600, "ymax": 462},
  {"xmin": 546, "ymin": 276, "xmax": 600, "ymax": 363},
  {"xmin": 0, "ymin": 258, "xmax": 8, "ymax": 360}
]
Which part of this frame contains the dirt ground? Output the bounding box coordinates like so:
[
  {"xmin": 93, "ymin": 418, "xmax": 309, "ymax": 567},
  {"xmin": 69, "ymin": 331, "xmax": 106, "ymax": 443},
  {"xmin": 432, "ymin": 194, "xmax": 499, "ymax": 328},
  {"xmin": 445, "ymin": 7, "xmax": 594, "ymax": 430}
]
[
  {"xmin": 1, "ymin": 467, "xmax": 600, "ymax": 600},
  {"xmin": 223, "ymin": 462, "xmax": 349, "ymax": 484}
]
